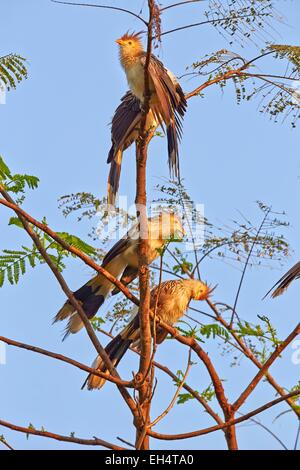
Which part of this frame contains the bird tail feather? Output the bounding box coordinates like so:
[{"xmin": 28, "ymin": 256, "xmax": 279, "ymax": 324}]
[
  {"xmin": 54, "ymin": 270, "xmax": 121, "ymax": 339},
  {"xmin": 167, "ymin": 121, "xmax": 180, "ymax": 179},
  {"xmin": 107, "ymin": 149, "xmax": 123, "ymax": 207},
  {"xmin": 263, "ymin": 261, "xmax": 300, "ymax": 299},
  {"xmin": 84, "ymin": 310, "xmax": 139, "ymax": 390}
]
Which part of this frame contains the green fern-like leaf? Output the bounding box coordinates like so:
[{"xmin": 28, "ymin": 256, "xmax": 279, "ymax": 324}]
[
  {"xmin": 0, "ymin": 156, "xmax": 40, "ymax": 198},
  {"xmin": 0, "ymin": 156, "xmax": 12, "ymax": 180},
  {"xmin": 200, "ymin": 323, "xmax": 230, "ymax": 340},
  {"xmin": 55, "ymin": 232, "xmax": 97, "ymax": 257},
  {"xmin": 0, "ymin": 249, "xmax": 29, "ymax": 286},
  {"xmin": 0, "ymin": 54, "xmax": 27, "ymax": 91}
]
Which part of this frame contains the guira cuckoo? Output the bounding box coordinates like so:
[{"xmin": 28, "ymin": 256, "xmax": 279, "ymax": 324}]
[
  {"xmin": 54, "ymin": 212, "xmax": 184, "ymax": 339},
  {"xmin": 83, "ymin": 279, "xmax": 211, "ymax": 390},
  {"xmin": 107, "ymin": 32, "xmax": 187, "ymax": 206}
]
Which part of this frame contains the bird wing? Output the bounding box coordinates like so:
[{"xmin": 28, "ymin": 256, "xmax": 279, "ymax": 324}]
[
  {"xmin": 102, "ymin": 222, "xmax": 139, "ymax": 267},
  {"xmin": 140, "ymin": 54, "xmax": 187, "ymax": 176},
  {"xmin": 107, "ymin": 91, "xmax": 142, "ymax": 163},
  {"xmin": 111, "ymin": 265, "xmax": 139, "ymax": 296},
  {"xmin": 265, "ymin": 261, "xmax": 300, "ymax": 298},
  {"xmin": 140, "ymin": 54, "xmax": 186, "ymax": 125}
]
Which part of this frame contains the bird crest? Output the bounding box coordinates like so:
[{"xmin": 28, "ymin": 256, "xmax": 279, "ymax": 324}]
[{"xmin": 118, "ymin": 31, "xmax": 143, "ymax": 42}]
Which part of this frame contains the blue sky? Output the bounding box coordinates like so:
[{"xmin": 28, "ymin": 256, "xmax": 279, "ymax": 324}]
[{"xmin": 0, "ymin": 0, "xmax": 300, "ymax": 450}]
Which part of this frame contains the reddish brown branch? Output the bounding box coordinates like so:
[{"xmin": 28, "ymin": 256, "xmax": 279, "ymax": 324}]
[
  {"xmin": 134, "ymin": 0, "xmax": 156, "ymax": 450},
  {"xmin": 155, "ymin": 317, "xmax": 238, "ymax": 449},
  {"xmin": 97, "ymin": 327, "xmax": 224, "ymax": 427},
  {"xmin": 207, "ymin": 298, "xmax": 300, "ymax": 419},
  {"xmin": 0, "ymin": 335, "xmax": 132, "ymax": 388},
  {"xmin": 0, "ymin": 197, "xmax": 139, "ymax": 307},
  {"xmin": 147, "ymin": 389, "xmax": 300, "ymax": 441},
  {"xmin": 169, "ymin": 248, "xmax": 300, "ymax": 421},
  {"xmin": 0, "ymin": 188, "xmax": 138, "ymax": 419},
  {"xmin": 232, "ymin": 323, "xmax": 300, "ymax": 412},
  {"xmin": 0, "ymin": 418, "xmax": 125, "ymax": 450},
  {"xmin": 185, "ymin": 69, "xmax": 244, "ymax": 100}
]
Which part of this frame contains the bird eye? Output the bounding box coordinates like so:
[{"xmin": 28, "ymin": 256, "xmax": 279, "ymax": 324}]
[{"xmin": 128, "ymin": 41, "xmax": 132, "ymax": 45}]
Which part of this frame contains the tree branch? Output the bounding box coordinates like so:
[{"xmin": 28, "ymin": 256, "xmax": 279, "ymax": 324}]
[
  {"xmin": 232, "ymin": 323, "xmax": 300, "ymax": 412},
  {"xmin": 160, "ymin": 0, "xmax": 205, "ymax": 12},
  {"xmin": 0, "ymin": 187, "xmax": 137, "ymax": 419},
  {"xmin": 97, "ymin": 327, "xmax": 224, "ymax": 428},
  {"xmin": 0, "ymin": 197, "xmax": 139, "ymax": 307},
  {"xmin": 0, "ymin": 335, "xmax": 132, "ymax": 388},
  {"xmin": 150, "ymin": 348, "xmax": 192, "ymax": 427},
  {"xmin": 147, "ymin": 389, "xmax": 300, "ymax": 441},
  {"xmin": 0, "ymin": 418, "xmax": 125, "ymax": 450},
  {"xmin": 50, "ymin": 0, "xmax": 148, "ymax": 26},
  {"xmin": 134, "ymin": 0, "xmax": 156, "ymax": 450}
]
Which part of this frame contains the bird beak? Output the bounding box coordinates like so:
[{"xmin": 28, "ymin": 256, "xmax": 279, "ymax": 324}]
[
  {"xmin": 197, "ymin": 283, "xmax": 217, "ymax": 300},
  {"xmin": 115, "ymin": 38, "xmax": 124, "ymax": 46}
]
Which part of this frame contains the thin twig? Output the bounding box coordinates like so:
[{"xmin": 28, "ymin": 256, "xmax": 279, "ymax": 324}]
[
  {"xmin": 236, "ymin": 412, "xmax": 288, "ymax": 450},
  {"xmin": 229, "ymin": 207, "xmax": 271, "ymax": 327},
  {"xmin": 150, "ymin": 348, "xmax": 192, "ymax": 427},
  {"xmin": 159, "ymin": 14, "xmax": 261, "ymax": 38},
  {"xmin": 160, "ymin": 0, "xmax": 205, "ymax": 12},
  {"xmin": 117, "ymin": 436, "xmax": 135, "ymax": 448},
  {"xmin": 294, "ymin": 419, "xmax": 300, "ymax": 450},
  {"xmin": 0, "ymin": 436, "xmax": 14, "ymax": 450},
  {"xmin": 50, "ymin": 0, "xmax": 148, "ymax": 25}
]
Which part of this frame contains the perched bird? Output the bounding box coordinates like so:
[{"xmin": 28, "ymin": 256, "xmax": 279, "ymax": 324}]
[
  {"xmin": 107, "ymin": 32, "xmax": 187, "ymax": 206},
  {"xmin": 84, "ymin": 279, "xmax": 211, "ymax": 390},
  {"xmin": 54, "ymin": 212, "xmax": 184, "ymax": 339},
  {"xmin": 265, "ymin": 261, "xmax": 300, "ymax": 298}
]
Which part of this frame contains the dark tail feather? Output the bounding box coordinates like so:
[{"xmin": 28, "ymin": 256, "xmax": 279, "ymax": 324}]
[
  {"xmin": 263, "ymin": 261, "xmax": 300, "ymax": 299},
  {"xmin": 83, "ymin": 334, "xmax": 133, "ymax": 390},
  {"xmin": 62, "ymin": 293, "xmax": 105, "ymax": 341},
  {"xmin": 107, "ymin": 144, "xmax": 115, "ymax": 164},
  {"xmin": 107, "ymin": 149, "xmax": 123, "ymax": 206},
  {"xmin": 83, "ymin": 312, "xmax": 140, "ymax": 389},
  {"xmin": 167, "ymin": 122, "xmax": 180, "ymax": 179},
  {"xmin": 54, "ymin": 276, "xmax": 107, "ymax": 339}
]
